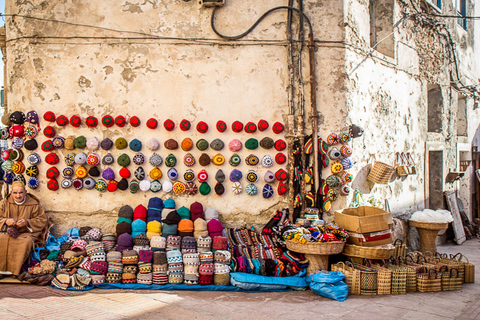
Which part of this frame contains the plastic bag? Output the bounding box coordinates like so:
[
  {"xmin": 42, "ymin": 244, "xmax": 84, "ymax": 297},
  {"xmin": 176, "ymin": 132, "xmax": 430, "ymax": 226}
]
[{"xmin": 307, "ymin": 271, "xmax": 349, "ymax": 301}]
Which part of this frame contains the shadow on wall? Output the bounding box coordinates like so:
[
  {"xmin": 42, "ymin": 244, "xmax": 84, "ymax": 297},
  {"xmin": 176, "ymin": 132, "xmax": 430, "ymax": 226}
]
[{"xmin": 471, "ymin": 123, "xmax": 480, "ymax": 148}]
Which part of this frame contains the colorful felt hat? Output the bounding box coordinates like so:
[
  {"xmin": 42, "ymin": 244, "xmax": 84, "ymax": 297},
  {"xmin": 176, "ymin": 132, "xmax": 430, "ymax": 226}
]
[
  {"xmin": 150, "ymin": 180, "xmax": 162, "ymax": 193},
  {"xmin": 165, "ymin": 154, "xmax": 177, "ymax": 167},
  {"xmin": 340, "ymin": 184, "xmax": 351, "ymax": 196},
  {"xmin": 74, "ymin": 152, "xmax": 87, "ymax": 165},
  {"xmin": 102, "ymin": 153, "xmax": 114, "ymax": 165},
  {"xmin": 340, "ymin": 157, "xmax": 353, "ymax": 170},
  {"xmin": 52, "ymin": 137, "xmax": 65, "ymax": 149},
  {"xmin": 106, "ymin": 180, "xmax": 117, "ymax": 192},
  {"xmin": 64, "ymin": 136, "xmax": 75, "ymax": 150},
  {"xmin": 62, "ymin": 166, "xmax": 74, "ymax": 178},
  {"xmin": 56, "ymin": 115, "xmax": 69, "ymax": 127},
  {"xmin": 340, "ymin": 145, "xmax": 352, "ymax": 157},
  {"xmin": 196, "ymin": 139, "xmax": 209, "ymax": 151},
  {"xmin": 47, "ymin": 179, "xmax": 59, "ymax": 191},
  {"xmin": 231, "ymin": 121, "xmax": 243, "ymax": 133},
  {"xmin": 196, "ymin": 121, "xmax": 208, "ymax": 133},
  {"xmin": 232, "ymin": 182, "xmax": 242, "ymax": 195},
  {"xmin": 214, "ymin": 183, "xmax": 225, "ymax": 196},
  {"xmin": 73, "ymin": 178, "xmax": 84, "ymax": 191},
  {"xmin": 245, "ymin": 154, "xmax": 259, "ymax": 166},
  {"xmin": 43, "ymin": 126, "xmax": 56, "ymax": 138},
  {"xmin": 244, "ymin": 122, "xmax": 257, "ymax": 133},
  {"xmin": 117, "ymin": 154, "xmax": 131, "ymax": 167},
  {"xmin": 119, "ymin": 167, "xmax": 131, "ymax": 179},
  {"xmin": 45, "ymin": 152, "xmax": 60, "ymax": 165},
  {"xmin": 146, "ymin": 118, "xmax": 158, "ymax": 129},
  {"xmin": 261, "ymin": 155, "xmax": 274, "ymax": 168},
  {"xmin": 199, "ymin": 154, "xmax": 211, "ymax": 166},
  {"xmin": 129, "ymin": 139, "xmax": 142, "ymax": 152},
  {"xmin": 84, "ymin": 177, "xmax": 96, "ymax": 190},
  {"xmin": 327, "ymin": 133, "xmax": 340, "ymax": 146},
  {"xmin": 88, "ymin": 166, "xmax": 100, "ymax": 177},
  {"xmin": 275, "ymin": 169, "xmax": 288, "ymax": 181},
  {"xmin": 129, "ymin": 180, "xmax": 139, "ymax": 193},
  {"xmin": 185, "ymin": 182, "xmax": 198, "ymax": 195},
  {"xmin": 181, "ymin": 138, "xmax": 193, "ymax": 151},
  {"xmin": 86, "ymin": 137, "xmax": 99, "ymax": 151},
  {"xmin": 95, "ymin": 179, "xmax": 107, "ymax": 192},
  {"xmin": 167, "ymin": 168, "xmax": 178, "ymax": 180},
  {"xmin": 210, "ymin": 139, "xmax": 224, "ymax": 151},
  {"xmin": 275, "ymin": 139, "xmax": 286, "ymax": 151},
  {"xmin": 43, "ymin": 111, "xmax": 56, "ymax": 122},
  {"xmin": 149, "ymin": 153, "xmax": 163, "ymax": 166},
  {"xmin": 212, "ymin": 154, "xmax": 225, "ymax": 166},
  {"xmin": 228, "ymin": 139, "xmax": 242, "ymax": 152},
  {"xmin": 150, "ymin": 167, "xmax": 163, "ymax": 180},
  {"xmin": 164, "ymin": 119, "xmax": 175, "ymax": 131},
  {"xmin": 26, "ymin": 165, "xmax": 39, "ymax": 177},
  {"xmin": 129, "ymin": 116, "xmax": 141, "ymax": 127},
  {"xmin": 178, "ymin": 169, "xmax": 194, "ymax": 184},
  {"xmin": 326, "ymin": 174, "xmax": 341, "ymax": 187},
  {"xmin": 246, "ymin": 184, "xmax": 257, "ymax": 196},
  {"xmin": 199, "ymin": 182, "xmax": 211, "ymax": 196},
  {"xmin": 161, "ymin": 180, "xmax": 172, "ymax": 193},
  {"xmin": 229, "ymin": 154, "xmax": 241, "ymax": 167},
  {"xmin": 327, "ymin": 147, "xmax": 342, "ymax": 160},
  {"xmin": 164, "ymin": 139, "xmax": 178, "ymax": 150},
  {"xmin": 216, "ymin": 120, "xmax": 227, "ymax": 132},
  {"xmin": 133, "ymin": 153, "xmax": 146, "ymax": 166},
  {"xmin": 63, "ymin": 153, "xmax": 75, "ymax": 166},
  {"xmin": 272, "ymin": 122, "xmax": 284, "ymax": 134},
  {"xmin": 340, "ymin": 132, "xmax": 351, "ymax": 143},
  {"xmin": 134, "ymin": 167, "xmax": 145, "ymax": 180},
  {"xmin": 87, "ymin": 153, "xmax": 100, "ymax": 166},
  {"xmin": 197, "ymin": 170, "xmax": 208, "ymax": 182},
  {"xmin": 173, "ymin": 181, "xmax": 186, "ymax": 194},
  {"xmin": 70, "ymin": 115, "xmax": 82, "ymax": 127},
  {"xmin": 12, "ymin": 162, "xmax": 25, "ymax": 174},
  {"xmin": 262, "ymin": 184, "xmax": 274, "ymax": 198},
  {"xmin": 245, "ymin": 138, "xmax": 258, "ymax": 150},
  {"xmin": 331, "ymin": 161, "xmax": 343, "ymax": 174},
  {"xmin": 147, "ymin": 138, "xmax": 160, "ymax": 151},
  {"xmin": 115, "ymin": 138, "xmax": 127, "ymax": 150},
  {"xmin": 264, "ymin": 170, "xmax": 275, "ymax": 183},
  {"xmin": 246, "ymin": 170, "xmax": 258, "ymax": 183},
  {"xmin": 76, "ymin": 166, "xmax": 88, "ymax": 179},
  {"xmin": 102, "ymin": 168, "xmax": 115, "ymax": 181},
  {"xmin": 182, "ymin": 153, "xmax": 195, "ymax": 167},
  {"xmin": 102, "ymin": 115, "xmax": 114, "ymax": 127},
  {"xmin": 275, "ymin": 153, "xmax": 286, "ymax": 165},
  {"xmin": 277, "ymin": 182, "xmax": 287, "ymax": 195},
  {"xmin": 258, "ymin": 120, "xmax": 269, "ymax": 132},
  {"xmin": 115, "ymin": 115, "xmax": 126, "ymax": 127},
  {"xmin": 180, "ymin": 119, "xmax": 191, "ymax": 131},
  {"xmin": 12, "ymin": 138, "xmax": 23, "ymax": 149},
  {"xmin": 229, "ymin": 169, "xmax": 242, "ymax": 182},
  {"xmin": 74, "ymin": 136, "xmax": 87, "ymax": 149},
  {"xmin": 24, "ymin": 127, "xmax": 38, "ymax": 140},
  {"xmin": 26, "ymin": 111, "xmax": 39, "ymax": 125},
  {"xmin": 86, "ymin": 116, "xmax": 98, "ymax": 128},
  {"xmin": 28, "ymin": 177, "xmax": 39, "ymax": 189}
]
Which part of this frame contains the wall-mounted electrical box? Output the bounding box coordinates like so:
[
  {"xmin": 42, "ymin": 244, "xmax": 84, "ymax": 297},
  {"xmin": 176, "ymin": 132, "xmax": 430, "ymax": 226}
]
[{"xmin": 199, "ymin": 0, "xmax": 225, "ymax": 7}]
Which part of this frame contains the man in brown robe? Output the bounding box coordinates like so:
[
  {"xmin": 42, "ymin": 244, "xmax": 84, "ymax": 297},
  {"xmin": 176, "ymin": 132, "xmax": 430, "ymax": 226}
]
[{"xmin": 0, "ymin": 181, "xmax": 49, "ymax": 277}]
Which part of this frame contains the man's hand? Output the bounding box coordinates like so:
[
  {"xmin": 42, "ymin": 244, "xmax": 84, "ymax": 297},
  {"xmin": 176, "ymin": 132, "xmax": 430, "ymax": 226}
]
[
  {"xmin": 16, "ymin": 219, "xmax": 27, "ymax": 228},
  {"xmin": 5, "ymin": 219, "xmax": 16, "ymax": 226}
]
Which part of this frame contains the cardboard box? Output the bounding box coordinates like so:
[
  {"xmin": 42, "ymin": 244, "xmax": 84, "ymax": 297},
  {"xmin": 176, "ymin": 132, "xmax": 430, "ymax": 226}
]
[
  {"xmin": 347, "ymin": 230, "xmax": 393, "ymax": 247},
  {"xmin": 335, "ymin": 206, "xmax": 393, "ymax": 233}
]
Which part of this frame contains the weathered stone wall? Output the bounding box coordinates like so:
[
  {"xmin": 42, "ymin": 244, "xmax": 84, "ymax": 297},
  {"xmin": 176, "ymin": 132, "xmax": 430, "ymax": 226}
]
[{"xmin": 4, "ymin": 0, "xmax": 347, "ymax": 235}]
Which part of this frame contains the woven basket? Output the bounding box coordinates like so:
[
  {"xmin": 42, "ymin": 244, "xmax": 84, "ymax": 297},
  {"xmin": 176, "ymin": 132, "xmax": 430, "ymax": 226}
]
[
  {"xmin": 393, "ymin": 239, "xmax": 406, "ymax": 259},
  {"xmin": 456, "ymin": 254, "xmax": 475, "ymax": 284},
  {"xmin": 367, "ymin": 155, "xmax": 395, "ymax": 184},
  {"xmin": 441, "ymin": 268, "xmax": 462, "ymax": 291},
  {"xmin": 351, "ymin": 262, "xmax": 378, "ymax": 295},
  {"xmin": 331, "ymin": 262, "xmax": 361, "ymax": 295},
  {"xmin": 372, "ymin": 264, "xmax": 392, "ymax": 295},
  {"xmin": 388, "ymin": 264, "xmax": 407, "ymax": 294},
  {"xmin": 409, "ymin": 221, "xmax": 448, "ymax": 254},
  {"xmin": 417, "ymin": 268, "xmax": 442, "ymax": 293},
  {"xmin": 343, "ymin": 244, "xmax": 395, "ymax": 260},
  {"xmin": 285, "ymin": 240, "xmax": 345, "ymax": 255}
]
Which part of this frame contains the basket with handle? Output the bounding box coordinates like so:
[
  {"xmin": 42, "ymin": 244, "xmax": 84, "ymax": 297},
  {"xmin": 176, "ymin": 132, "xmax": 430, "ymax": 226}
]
[
  {"xmin": 351, "ymin": 261, "xmax": 378, "ymax": 295},
  {"xmin": 393, "ymin": 239, "xmax": 406, "ymax": 259},
  {"xmin": 451, "ymin": 253, "xmax": 475, "ymax": 284},
  {"xmin": 406, "ymin": 152, "xmax": 417, "ymax": 175},
  {"xmin": 367, "ymin": 155, "xmax": 395, "ymax": 184},
  {"xmin": 387, "ymin": 257, "xmax": 407, "ymax": 294},
  {"xmin": 395, "ymin": 152, "xmax": 409, "ymax": 176},
  {"xmin": 331, "ymin": 261, "xmax": 361, "ymax": 295},
  {"xmin": 372, "ymin": 261, "xmax": 392, "ymax": 295},
  {"xmin": 417, "ymin": 267, "xmax": 442, "ymax": 293},
  {"xmin": 441, "ymin": 267, "xmax": 462, "ymax": 291}
]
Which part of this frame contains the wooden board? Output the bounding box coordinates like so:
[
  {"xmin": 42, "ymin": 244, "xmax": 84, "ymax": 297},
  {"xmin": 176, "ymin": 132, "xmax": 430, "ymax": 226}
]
[{"xmin": 444, "ymin": 190, "xmax": 466, "ymax": 245}]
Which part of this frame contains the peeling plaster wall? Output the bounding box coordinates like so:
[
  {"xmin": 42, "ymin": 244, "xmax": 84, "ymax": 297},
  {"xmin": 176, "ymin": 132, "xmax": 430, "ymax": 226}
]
[
  {"xmin": 5, "ymin": 0, "xmax": 347, "ymax": 234},
  {"xmin": 343, "ymin": 0, "xmax": 480, "ymax": 224}
]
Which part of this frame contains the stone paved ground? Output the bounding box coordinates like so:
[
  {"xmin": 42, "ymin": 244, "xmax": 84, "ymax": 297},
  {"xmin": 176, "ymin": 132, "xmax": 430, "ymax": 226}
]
[{"xmin": 1, "ymin": 240, "xmax": 479, "ymax": 320}]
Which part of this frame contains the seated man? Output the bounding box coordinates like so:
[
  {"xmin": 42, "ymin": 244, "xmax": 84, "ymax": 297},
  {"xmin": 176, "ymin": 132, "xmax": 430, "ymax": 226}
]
[{"xmin": 0, "ymin": 181, "xmax": 49, "ymax": 277}]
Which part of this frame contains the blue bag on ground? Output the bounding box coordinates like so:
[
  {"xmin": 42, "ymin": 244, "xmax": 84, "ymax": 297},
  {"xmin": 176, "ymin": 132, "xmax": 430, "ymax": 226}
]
[{"xmin": 307, "ymin": 271, "xmax": 349, "ymax": 301}]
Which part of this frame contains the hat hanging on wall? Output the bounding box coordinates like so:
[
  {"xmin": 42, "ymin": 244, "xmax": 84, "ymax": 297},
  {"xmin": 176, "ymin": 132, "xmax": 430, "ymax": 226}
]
[
  {"xmin": 129, "ymin": 116, "xmax": 141, "ymax": 127},
  {"xmin": 180, "ymin": 119, "xmax": 191, "ymax": 131},
  {"xmin": 86, "ymin": 116, "xmax": 98, "ymax": 128}
]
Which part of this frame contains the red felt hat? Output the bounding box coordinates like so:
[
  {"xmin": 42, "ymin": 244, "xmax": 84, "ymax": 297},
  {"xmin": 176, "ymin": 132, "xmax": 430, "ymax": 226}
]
[
  {"xmin": 272, "ymin": 122, "xmax": 285, "ymax": 134},
  {"xmin": 274, "ymin": 139, "xmax": 287, "ymax": 151},
  {"xmin": 43, "ymin": 111, "xmax": 56, "ymax": 122},
  {"xmin": 196, "ymin": 121, "xmax": 208, "ymax": 133},
  {"xmin": 47, "ymin": 179, "xmax": 59, "ymax": 191},
  {"xmin": 258, "ymin": 119, "xmax": 269, "ymax": 132},
  {"xmin": 244, "ymin": 122, "xmax": 257, "ymax": 133},
  {"xmin": 232, "ymin": 121, "xmax": 243, "ymax": 133},
  {"xmin": 86, "ymin": 116, "xmax": 98, "ymax": 128},
  {"xmin": 277, "ymin": 182, "xmax": 287, "ymax": 195},
  {"xmin": 146, "ymin": 118, "xmax": 158, "ymax": 129},
  {"xmin": 180, "ymin": 119, "xmax": 191, "ymax": 131},
  {"xmin": 164, "ymin": 119, "xmax": 175, "ymax": 131},
  {"xmin": 107, "ymin": 180, "xmax": 118, "ymax": 192},
  {"xmin": 41, "ymin": 140, "xmax": 54, "ymax": 152},
  {"xmin": 56, "ymin": 115, "xmax": 69, "ymax": 127},
  {"xmin": 115, "ymin": 115, "xmax": 126, "ymax": 127},
  {"xmin": 70, "ymin": 115, "xmax": 82, "ymax": 127},
  {"xmin": 275, "ymin": 153, "xmax": 286, "ymax": 165},
  {"xmin": 130, "ymin": 116, "xmax": 141, "ymax": 127},
  {"xmin": 102, "ymin": 115, "xmax": 114, "ymax": 127},
  {"xmin": 119, "ymin": 167, "xmax": 131, "ymax": 179},
  {"xmin": 46, "ymin": 167, "xmax": 60, "ymax": 179},
  {"xmin": 275, "ymin": 169, "xmax": 288, "ymax": 181},
  {"xmin": 216, "ymin": 120, "xmax": 227, "ymax": 132},
  {"xmin": 45, "ymin": 152, "xmax": 60, "ymax": 165},
  {"xmin": 43, "ymin": 126, "xmax": 56, "ymax": 138}
]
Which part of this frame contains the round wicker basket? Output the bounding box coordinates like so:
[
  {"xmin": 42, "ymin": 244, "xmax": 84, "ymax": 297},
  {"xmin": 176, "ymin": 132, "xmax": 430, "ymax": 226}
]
[
  {"xmin": 285, "ymin": 240, "xmax": 345, "ymax": 255},
  {"xmin": 342, "ymin": 244, "xmax": 395, "ymax": 260},
  {"xmin": 409, "ymin": 220, "xmax": 448, "ymax": 254},
  {"xmin": 409, "ymin": 220, "xmax": 448, "ymax": 230}
]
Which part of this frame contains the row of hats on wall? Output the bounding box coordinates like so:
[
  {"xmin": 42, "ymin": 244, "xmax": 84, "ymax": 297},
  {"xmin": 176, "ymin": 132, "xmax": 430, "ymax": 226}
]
[
  {"xmin": 1, "ymin": 110, "xmax": 286, "ymax": 134},
  {"xmin": 12, "ymin": 135, "xmax": 287, "ymax": 153}
]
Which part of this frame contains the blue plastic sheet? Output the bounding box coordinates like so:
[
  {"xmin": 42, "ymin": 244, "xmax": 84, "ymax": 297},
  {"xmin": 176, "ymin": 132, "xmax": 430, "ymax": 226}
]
[
  {"xmin": 307, "ymin": 271, "xmax": 349, "ymax": 301},
  {"xmin": 230, "ymin": 270, "xmax": 307, "ymax": 291}
]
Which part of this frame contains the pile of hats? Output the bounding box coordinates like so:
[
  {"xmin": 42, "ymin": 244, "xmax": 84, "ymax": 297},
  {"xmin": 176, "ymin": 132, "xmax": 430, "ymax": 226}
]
[
  {"xmin": 117, "ymin": 233, "xmax": 134, "ymax": 252},
  {"xmin": 133, "ymin": 234, "xmax": 150, "ymax": 252},
  {"xmin": 162, "ymin": 199, "xmax": 181, "ymax": 237},
  {"xmin": 146, "ymin": 197, "xmax": 163, "ymax": 239},
  {"xmin": 117, "ymin": 205, "xmax": 133, "ymax": 236},
  {"xmin": 102, "ymin": 233, "xmax": 116, "ymax": 252},
  {"xmin": 213, "ymin": 250, "xmax": 231, "ymax": 286},
  {"xmin": 122, "ymin": 250, "xmax": 139, "ymax": 284},
  {"xmin": 198, "ymin": 251, "xmax": 214, "ymax": 285},
  {"xmin": 106, "ymin": 251, "xmax": 123, "ymax": 283},
  {"xmin": 137, "ymin": 250, "xmax": 153, "ymax": 285},
  {"xmin": 166, "ymin": 248, "xmax": 184, "ymax": 284},
  {"xmin": 86, "ymin": 238, "xmax": 108, "ymax": 285},
  {"xmin": 151, "ymin": 237, "xmax": 168, "ymax": 284}
]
